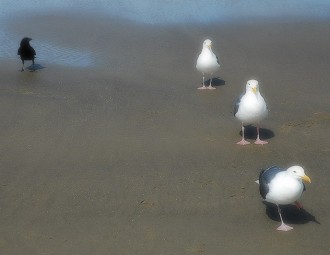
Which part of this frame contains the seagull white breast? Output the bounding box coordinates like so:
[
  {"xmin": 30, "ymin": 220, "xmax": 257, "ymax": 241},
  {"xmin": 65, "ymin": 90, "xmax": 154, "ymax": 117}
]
[
  {"xmin": 235, "ymin": 91, "xmax": 267, "ymax": 124},
  {"xmin": 196, "ymin": 46, "xmax": 220, "ymax": 74},
  {"xmin": 266, "ymin": 172, "xmax": 304, "ymax": 205}
]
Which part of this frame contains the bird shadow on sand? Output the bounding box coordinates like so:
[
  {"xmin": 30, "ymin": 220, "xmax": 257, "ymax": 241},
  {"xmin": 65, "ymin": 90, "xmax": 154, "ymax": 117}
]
[
  {"xmin": 205, "ymin": 77, "xmax": 225, "ymax": 87},
  {"xmin": 263, "ymin": 201, "xmax": 320, "ymax": 225},
  {"xmin": 239, "ymin": 125, "xmax": 274, "ymax": 140},
  {"xmin": 25, "ymin": 64, "xmax": 46, "ymax": 72}
]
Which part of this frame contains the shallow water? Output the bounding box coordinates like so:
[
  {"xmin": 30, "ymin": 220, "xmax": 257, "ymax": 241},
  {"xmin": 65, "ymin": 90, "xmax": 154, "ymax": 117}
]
[
  {"xmin": 0, "ymin": 30, "xmax": 94, "ymax": 68},
  {"xmin": 1, "ymin": 0, "xmax": 329, "ymax": 68},
  {"xmin": 1, "ymin": 0, "xmax": 330, "ymax": 24}
]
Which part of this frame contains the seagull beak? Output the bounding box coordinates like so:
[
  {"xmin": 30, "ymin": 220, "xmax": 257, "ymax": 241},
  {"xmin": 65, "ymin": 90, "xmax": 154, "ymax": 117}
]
[
  {"xmin": 302, "ymin": 175, "xmax": 311, "ymax": 183},
  {"xmin": 252, "ymin": 87, "xmax": 257, "ymax": 94}
]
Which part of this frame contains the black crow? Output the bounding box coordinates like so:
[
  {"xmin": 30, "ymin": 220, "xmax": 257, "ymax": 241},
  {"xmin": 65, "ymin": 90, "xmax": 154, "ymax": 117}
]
[{"xmin": 17, "ymin": 37, "xmax": 36, "ymax": 71}]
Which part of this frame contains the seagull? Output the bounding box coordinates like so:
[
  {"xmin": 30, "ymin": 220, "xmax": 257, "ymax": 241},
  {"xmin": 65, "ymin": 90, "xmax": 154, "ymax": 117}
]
[
  {"xmin": 258, "ymin": 165, "xmax": 311, "ymax": 231},
  {"xmin": 17, "ymin": 37, "xmax": 36, "ymax": 72},
  {"xmin": 234, "ymin": 80, "xmax": 268, "ymax": 145},
  {"xmin": 196, "ymin": 39, "xmax": 220, "ymax": 90}
]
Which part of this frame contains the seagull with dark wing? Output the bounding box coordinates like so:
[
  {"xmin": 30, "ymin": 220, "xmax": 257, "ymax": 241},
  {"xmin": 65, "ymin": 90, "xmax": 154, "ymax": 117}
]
[
  {"xmin": 17, "ymin": 37, "xmax": 36, "ymax": 72},
  {"xmin": 258, "ymin": 165, "xmax": 311, "ymax": 231}
]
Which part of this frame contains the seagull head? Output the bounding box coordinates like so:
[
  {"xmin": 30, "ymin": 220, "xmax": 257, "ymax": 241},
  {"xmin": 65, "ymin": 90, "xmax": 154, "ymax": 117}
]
[
  {"xmin": 246, "ymin": 79, "xmax": 259, "ymax": 94},
  {"xmin": 287, "ymin": 166, "xmax": 311, "ymax": 183},
  {"xmin": 203, "ymin": 39, "xmax": 213, "ymax": 49}
]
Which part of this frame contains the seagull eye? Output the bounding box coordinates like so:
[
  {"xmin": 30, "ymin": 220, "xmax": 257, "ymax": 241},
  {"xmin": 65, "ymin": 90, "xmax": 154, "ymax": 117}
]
[{"xmin": 293, "ymin": 171, "xmax": 297, "ymax": 173}]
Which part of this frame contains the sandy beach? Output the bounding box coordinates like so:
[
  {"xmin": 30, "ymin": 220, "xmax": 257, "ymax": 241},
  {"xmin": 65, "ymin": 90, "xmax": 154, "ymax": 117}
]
[{"xmin": 0, "ymin": 4, "xmax": 330, "ymax": 254}]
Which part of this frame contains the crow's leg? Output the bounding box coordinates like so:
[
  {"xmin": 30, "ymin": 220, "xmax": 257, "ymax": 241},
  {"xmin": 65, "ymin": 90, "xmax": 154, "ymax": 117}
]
[{"xmin": 21, "ymin": 59, "xmax": 24, "ymax": 72}]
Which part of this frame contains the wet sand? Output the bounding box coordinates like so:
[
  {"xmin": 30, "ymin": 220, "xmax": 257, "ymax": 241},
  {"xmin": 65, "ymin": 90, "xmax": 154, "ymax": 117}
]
[{"xmin": 0, "ymin": 13, "xmax": 330, "ymax": 254}]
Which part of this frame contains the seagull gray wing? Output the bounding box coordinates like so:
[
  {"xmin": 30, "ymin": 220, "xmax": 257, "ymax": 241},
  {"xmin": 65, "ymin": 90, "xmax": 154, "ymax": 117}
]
[
  {"xmin": 259, "ymin": 166, "xmax": 285, "ymax": 199},
  {"xmin": 234, "ymin": 94, "xmax": 243, "ymax": 116}
]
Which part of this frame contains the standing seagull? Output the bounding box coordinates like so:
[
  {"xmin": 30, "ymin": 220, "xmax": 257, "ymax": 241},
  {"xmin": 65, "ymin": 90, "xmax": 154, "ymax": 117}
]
[
  {"xmin": 259, "ymin": 165, "xmax": 311, "ymax": 231},
  {"xmin": 196, "ymin": 39, "xmax": 220, "ymax": 90},
  {"xmin": 17, "ymin": 37, "xmax": 36, "ymax": 72},
  {"xmin": 234, "ymin": 80, "xmax": 268, "ymax": 145}
]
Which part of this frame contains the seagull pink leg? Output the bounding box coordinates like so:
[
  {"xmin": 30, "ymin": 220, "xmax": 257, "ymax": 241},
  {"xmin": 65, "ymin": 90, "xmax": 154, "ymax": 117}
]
[
  {"xmin": 295, "ymin": 201, "xmax": 303, "ymax": 209},
  {"xmin": 208, "ymin": 75, "xmax": 216, "ymax": 90},
  {"xmin": 254, "ymin": 125, "xmax": 268, "ymax": 145},
  {"xmin": 198, "ymin": 72, "xmax": 207, "ymax": 90},
  {"xmin": 237, "ymin": 125, "xmax": 250, "ymax": 145},
  {"xmin": 276, "ymin": 206, "xmax": 293, "ymax": 231}
]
